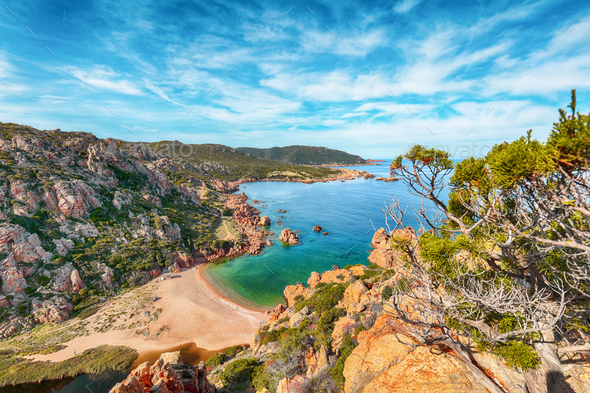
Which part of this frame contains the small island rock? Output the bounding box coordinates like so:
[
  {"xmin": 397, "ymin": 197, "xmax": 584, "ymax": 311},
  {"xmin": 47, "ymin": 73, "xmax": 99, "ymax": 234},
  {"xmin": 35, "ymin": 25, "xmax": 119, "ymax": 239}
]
[
  {"xmin": 279, "ymin": 228, "xmax": 300, "ymax": 245},
  {"xmin": 322, "ymin": 232, "xmax": 329, "ymax": 235},
  {"xmin": 313, "ymin": 225, "xmax": 322, "ymax": 232},
  {"xmin": 259, "ymin": 216, "xmax": 271, "ymax": 226}
]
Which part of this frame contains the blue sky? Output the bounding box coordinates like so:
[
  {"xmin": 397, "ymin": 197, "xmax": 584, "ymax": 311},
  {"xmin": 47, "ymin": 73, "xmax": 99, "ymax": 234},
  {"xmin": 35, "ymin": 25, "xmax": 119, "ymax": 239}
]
[{"xmin": 0, "ymin": 0, "xmax": 589, "ymax": 158}]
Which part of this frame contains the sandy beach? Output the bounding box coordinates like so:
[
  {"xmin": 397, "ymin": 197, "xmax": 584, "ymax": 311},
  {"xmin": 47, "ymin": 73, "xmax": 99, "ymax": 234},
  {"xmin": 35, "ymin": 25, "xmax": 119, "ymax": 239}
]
[{"xmin": 27, "ymin": 266, "xmax": 269, "ymax": 363}]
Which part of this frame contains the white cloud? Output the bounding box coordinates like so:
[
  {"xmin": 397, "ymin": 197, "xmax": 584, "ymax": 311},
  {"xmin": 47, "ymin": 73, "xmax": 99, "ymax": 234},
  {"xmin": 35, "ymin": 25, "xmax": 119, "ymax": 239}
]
[
  {"xmin": 143, "ymin": 80, "xmax": 182, "ymax": 106},
  {"xmin": 69, "ymin": 66, "xmax": 142, "ymax": 95},
  {"xmin": 393, "ymin": 0, "xmax": 421, "ymax": 13}
]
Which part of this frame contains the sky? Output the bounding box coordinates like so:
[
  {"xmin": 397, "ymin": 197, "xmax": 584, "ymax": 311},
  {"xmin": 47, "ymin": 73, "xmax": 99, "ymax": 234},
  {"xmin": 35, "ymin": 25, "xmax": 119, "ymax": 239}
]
[{"xmin": 0, "ymin": 0, "xmax": 589, "ymax": 158}]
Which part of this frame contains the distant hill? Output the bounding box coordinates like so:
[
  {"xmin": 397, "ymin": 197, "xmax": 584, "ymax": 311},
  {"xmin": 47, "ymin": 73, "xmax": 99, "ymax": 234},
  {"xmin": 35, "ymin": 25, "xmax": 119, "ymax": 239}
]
[
  {"xmin": 236, "ymin": 145, "xmax": 367, "ymax": 166},
  {"xmin": 136, "ymin": 142, "xmax": 337, "ymax": 181}
]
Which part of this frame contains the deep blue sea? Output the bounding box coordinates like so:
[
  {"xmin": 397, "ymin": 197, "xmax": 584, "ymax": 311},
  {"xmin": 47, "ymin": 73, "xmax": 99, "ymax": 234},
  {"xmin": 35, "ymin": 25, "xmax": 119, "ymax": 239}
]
[{"xmin": 204, "ymin": 162, "xmax": 436, "ymax": 308}]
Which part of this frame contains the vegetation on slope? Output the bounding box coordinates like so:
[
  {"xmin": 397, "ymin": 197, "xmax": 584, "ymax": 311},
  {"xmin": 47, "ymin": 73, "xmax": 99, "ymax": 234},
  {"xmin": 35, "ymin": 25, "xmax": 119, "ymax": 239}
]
[
  {"xmin": 0, "ymin": 345, "xmax": 136, "ymax": 387},
  {"xmin": 132, "ymin": 142, "xmax": 339, "ymax": 181},
  {"xmin": 386, "ymin": 90, "xmax": 590, "ymax": 391},
  {"xmin": 236, "ymin": 145, "xmax": 367, "ymax": 166}
]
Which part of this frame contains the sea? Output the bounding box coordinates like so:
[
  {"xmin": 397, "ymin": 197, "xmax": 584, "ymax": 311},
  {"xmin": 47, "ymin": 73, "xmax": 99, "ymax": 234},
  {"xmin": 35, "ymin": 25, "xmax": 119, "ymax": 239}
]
[
  {"xmin": 3, "ymin": 160, "xmax": 454, "ymax": 393},
  {"xmin": 203, "ymin": 161, "xmax": 434, "ymax": 309}
]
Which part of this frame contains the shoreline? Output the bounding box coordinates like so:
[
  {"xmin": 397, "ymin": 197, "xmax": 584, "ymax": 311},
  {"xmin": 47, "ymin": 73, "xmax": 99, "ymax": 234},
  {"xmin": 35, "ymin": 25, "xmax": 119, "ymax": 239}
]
[
  {"xmin": 23, "ymin": 267, "xmax": 268, "ymax": 364},
  {"xmin": 197, "ymin": 264, "xmax": 275, "ymax": 313},
  {"xmin": 228, "ymin": 168, "xmax": 375, "ymax": 188}
]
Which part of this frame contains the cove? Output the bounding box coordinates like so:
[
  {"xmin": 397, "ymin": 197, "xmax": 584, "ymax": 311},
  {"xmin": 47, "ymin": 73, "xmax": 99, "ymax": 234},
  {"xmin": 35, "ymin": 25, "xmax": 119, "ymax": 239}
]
[{"xmin": 204, "ymin": 162, "xmax": 428, "ymax": 308}]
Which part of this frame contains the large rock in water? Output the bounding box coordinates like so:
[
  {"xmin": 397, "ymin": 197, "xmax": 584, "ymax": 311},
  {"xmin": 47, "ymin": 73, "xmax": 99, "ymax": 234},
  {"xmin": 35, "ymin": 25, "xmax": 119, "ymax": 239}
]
[
  {"xmin": 313, "ymin": 225, "xmax": 322, "ymax": 232},
  {"xmin": 259, "ymin": 216, "xmax": 271, "ymax": 226},
  {"xmin": 279, "ymin": 228, "xmax": 299, "ymax": 245}
]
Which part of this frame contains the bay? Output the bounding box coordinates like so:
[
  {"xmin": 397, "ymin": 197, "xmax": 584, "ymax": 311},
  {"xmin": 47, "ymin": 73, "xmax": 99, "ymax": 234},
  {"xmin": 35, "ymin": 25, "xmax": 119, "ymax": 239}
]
[{"xmin": 205, "ymin": 162, "xmax": 435, "ymax": 308}]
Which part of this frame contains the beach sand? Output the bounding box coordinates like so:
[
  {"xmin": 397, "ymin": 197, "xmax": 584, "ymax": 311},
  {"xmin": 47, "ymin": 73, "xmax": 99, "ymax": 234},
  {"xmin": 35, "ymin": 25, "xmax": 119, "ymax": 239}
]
[{"xmin": 26, "ymin": 266, "xmax": 269, "ymax": 363}]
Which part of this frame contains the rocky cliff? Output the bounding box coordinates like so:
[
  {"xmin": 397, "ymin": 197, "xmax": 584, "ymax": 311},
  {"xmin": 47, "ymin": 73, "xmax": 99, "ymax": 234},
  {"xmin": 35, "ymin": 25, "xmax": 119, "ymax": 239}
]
[
  {"xmin": 202, "ymin": 228, "xmax": 590, "ymax": 393},
  {"xmin": 0, "ymin": 122, "xmax": 271, "ymax": 337},
  {"xmin": 110, "ymin": 351, "xmax": 214, "ymax": 393}
]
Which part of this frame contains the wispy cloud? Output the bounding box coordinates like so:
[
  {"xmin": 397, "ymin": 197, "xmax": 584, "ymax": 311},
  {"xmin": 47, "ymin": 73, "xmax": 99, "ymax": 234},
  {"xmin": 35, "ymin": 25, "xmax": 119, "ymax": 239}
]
[
  {"xmin": 0, "ymin": 0, "xmax": 588, "ymax": 157},
  {"xmin": 393, "ymin": 0, "xmax": 421, "ymax": 13},
  {"xmin": 68, "ymin": 66, "xmax": 143, "ymax": 95}
]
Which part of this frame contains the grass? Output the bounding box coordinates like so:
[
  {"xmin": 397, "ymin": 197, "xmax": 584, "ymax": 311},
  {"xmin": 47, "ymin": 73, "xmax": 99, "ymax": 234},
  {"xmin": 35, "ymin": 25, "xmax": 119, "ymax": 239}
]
[{"xmin": 0, "ymin": 345, "xmax": 137, "ymax": 387}]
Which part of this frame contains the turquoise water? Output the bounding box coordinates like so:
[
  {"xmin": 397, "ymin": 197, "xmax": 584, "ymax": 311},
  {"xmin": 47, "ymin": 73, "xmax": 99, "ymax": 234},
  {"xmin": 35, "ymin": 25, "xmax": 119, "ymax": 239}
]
[{"xmin": 205, "ymin": 162, "xmax": 429, "ymax": 308}]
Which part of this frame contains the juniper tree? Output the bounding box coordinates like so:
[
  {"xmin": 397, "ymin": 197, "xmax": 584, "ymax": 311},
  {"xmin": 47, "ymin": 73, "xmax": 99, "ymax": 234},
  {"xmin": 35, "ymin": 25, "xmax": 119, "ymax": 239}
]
[{"xmin": 383, "ymin": 90, "xmax": 590, "ymax": 393}]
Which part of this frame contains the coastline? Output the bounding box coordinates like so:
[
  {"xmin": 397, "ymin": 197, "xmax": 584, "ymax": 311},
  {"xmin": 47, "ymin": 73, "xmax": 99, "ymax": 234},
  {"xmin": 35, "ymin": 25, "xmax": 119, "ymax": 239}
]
[
  {"xmin": 227, "ymin": 167, "xmax": 374, "ymax": 188},
  {"xmin": 24, "ymin": 267, "xmax": 268, "ymax": 363},
  {"xmin": 198, "ymin": 263, "xmax": 275, "ymax": 313}
]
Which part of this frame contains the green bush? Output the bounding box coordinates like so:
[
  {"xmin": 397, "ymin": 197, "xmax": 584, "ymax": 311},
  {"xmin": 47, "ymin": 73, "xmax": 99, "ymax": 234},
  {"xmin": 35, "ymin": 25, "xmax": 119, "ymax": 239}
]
[
  {"xmin": 220, "ymin": 358, "xmax": 260, "ymax": 385},
  {"xmin": 251, "ymin": 365, "xmax": 274, "ymax": 391},
  {"xmin": 315, "ymin": 308, "xmax": 346, "ymax": 346},
  {"xmin": 492, "ymin": 341, "xmax": 541, "ymax": 370},
  {"xmin": 205, "ymin": 353, "xmax": 227, "ymax": 367},
  {"xmin": 223, "ymin": 345, "xmax": 243, "ymax": 357},
  {"xmin": 295, "ymin": 283, "xmax": 348, "ymax": 313},
  {"xmin": 330, "ymin": 334, "xmax": 356, "ymax": 387}
]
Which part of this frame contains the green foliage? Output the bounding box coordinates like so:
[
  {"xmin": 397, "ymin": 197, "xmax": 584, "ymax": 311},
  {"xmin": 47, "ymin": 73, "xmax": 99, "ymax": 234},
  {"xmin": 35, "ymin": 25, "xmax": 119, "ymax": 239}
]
[
  {"xmin": 360, "ymin": 266, "xmax": 382, "ymax": 281},
  {"xmin": 251, "ymin": 364, "xmax": 274, "ymax": 391},
  {"xmin": 330, "ymin": 334, "xmax": 356, "ymax": 387},
  {"xmin": 546, "ymin": 89, "xmax": 590, "ymax": 171},
  {"xmin": 381, "ymin": 285, "xmax": 393, "ymax": 301},
  {"xmin": 236, "ymin": 145, "xmax": 366, "ymax": 166},
  {"xmin": 223, "ymin": 345, "xmax": 244, "ymax": 357},
  {"xmin": 0, "ymin": 345, "xmax": 137, "ymax": 387},
  {"xmin": 391, "ymin": 144, "xmax": 454, "ymax": 174},
  {"xmin": 315, "ymin": 308, "xmax": 346, "ymax": 346},
  {"xmin": 418, "ymin": 232, "xmax": 471, "ymax": 279},
  {"xmin": 294, "ymin": 283, "xmax": 348, "ymax": 313},
  {"xmin": 220, "ymin": 358, "xmax": 260, "ymax": 385},
  {"xmin": 205, "ymin": 353, "xmax": 227, "ymax": 367},
  {"xmin": 486, "ymin": 131, "xmax": 555, "ymax": 188},
  {"xmin": 140, "ymin": 142, "xmax": 339, "ymax": 182},
  {"xmin": 492, "ymin": 341, "xmax": 541, "ymax": 370}
]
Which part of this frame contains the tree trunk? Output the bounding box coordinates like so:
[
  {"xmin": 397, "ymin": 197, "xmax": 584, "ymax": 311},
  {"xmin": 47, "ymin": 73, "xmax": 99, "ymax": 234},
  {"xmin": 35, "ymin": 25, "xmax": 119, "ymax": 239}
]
[
  {"xmin": 440, "ymin": 337, "xmax": 506, "ymax": 393},
  {"xmin": 523, "ymin": 329, "xmax": 575, "ymax": 393}
]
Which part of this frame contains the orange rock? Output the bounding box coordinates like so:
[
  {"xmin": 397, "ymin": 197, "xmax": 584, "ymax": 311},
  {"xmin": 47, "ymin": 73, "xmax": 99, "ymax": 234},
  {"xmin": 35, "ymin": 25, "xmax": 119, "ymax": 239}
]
[
  {"xmin": 284, "ymin": 283, "xmax": 306, "ymax": 307},
  {"xmin": 362, "ymin": 345, "xmax": 489, "ymax": 393},
  {"xmin": 344, "ymin": 315, "xmax": 493, "ymax": 393},
  {"xmin": 343, "ymin": 280, "xmax": 368, "ymax": 304}
]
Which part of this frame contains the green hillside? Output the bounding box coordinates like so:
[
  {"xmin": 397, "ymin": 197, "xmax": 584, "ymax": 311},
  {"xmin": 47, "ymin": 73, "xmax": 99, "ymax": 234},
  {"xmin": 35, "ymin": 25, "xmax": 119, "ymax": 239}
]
[
  {"xmin": 236, "ymin": 145, "xmax": 367, "ymax": 166},
  {"xmin": 133, "ymin": 142, "xmax": 338, "ymax": 181}
]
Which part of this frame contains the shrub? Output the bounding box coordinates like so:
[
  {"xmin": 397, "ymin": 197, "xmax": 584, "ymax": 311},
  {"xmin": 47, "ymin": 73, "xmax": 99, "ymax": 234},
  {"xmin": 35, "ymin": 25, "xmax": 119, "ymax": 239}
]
[
  {"xmin": 330, "ymin": 334, "xmax": 356, "ymax": 387},
  {"xmin": 492, "ymin": 341, "xmax": 541, "ymax": 371},
  {"xmin": 220, "ymin": 358, "xmax": 260, "ymax": 385},
  {"xmin": 205, "ymin": 353, "xmax": 227, "ymax": 367},
  {"xmin": 223, "ymin": 345, "xmax": 243, "ymax": 357},
  {"xmin": 295, "ymin": 283, "xmax": 347, "ymax": 313},
  {"xmin": 315, "ymin": 308, "xmax": 346, "ymax": 346}
]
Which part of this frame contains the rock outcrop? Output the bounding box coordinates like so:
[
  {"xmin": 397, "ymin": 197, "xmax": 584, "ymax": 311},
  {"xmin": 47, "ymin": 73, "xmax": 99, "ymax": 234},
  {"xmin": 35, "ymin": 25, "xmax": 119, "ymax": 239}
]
[
  {"xmin": 31, "ymin": 296, "xmax": 73, "ymax": 324},
  {"xmin": 313, "ymin": 225, "xmax": 322, "ymax": 232},
  {"xmin": 279, "ymin": 228, "xmax": 299, "ymax": 245},
  {"xmin": 110, "ymin": 352, "xmax": 214, "ymax": 393},
  {"xmin": 259, "ymin": 216, "xmax": 271, "ymax": 226},
  {"xmin": 367, "ymin": 227, "xmax": 417, "ymax": 269}
]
